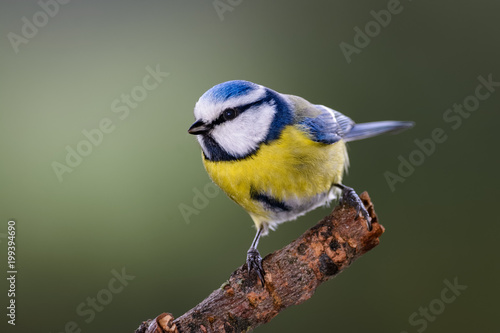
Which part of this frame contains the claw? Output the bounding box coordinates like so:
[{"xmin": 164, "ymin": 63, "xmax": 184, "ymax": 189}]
[
  {"xmin": 247, "ymin": 248, "xmax": 265, "ymax": 286},
  {"xmin": 335, "ymin": 184, "xmax": 372, "ymax": 231}
]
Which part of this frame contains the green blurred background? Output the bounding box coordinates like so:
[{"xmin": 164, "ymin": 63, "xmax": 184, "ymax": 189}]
[{"xmin": 1, "ymin": 0, "xmax": 499, "ymax": 332}]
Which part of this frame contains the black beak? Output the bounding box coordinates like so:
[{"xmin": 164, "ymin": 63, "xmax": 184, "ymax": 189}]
[{"xmin": 188, "ymin": 119, "xmax": 210, "ymax": 135}]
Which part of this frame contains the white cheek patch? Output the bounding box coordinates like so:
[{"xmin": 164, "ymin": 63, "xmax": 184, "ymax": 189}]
[
  {"xmin": 194, "ymin": 86, "xmax": 266, "ymax": 123},
  {"xmin": 211, "ymin": 103, "xmax": 276, "ymax": 158}
]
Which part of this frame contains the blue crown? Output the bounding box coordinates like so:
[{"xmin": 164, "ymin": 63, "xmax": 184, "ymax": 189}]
[{"xmin": 201, "ymin": 80, "xmax": 259, "ymax": 103}]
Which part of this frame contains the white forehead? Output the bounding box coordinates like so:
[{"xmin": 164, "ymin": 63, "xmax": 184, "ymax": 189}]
[{"xmin": 194, "ymin": 86, "xmax": 267, "ymax": 123}]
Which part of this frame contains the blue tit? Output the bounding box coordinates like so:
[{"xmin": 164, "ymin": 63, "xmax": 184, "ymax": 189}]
[{"xmin": 188, "ymin": 80, "xmax": 413, "ymax": 284}]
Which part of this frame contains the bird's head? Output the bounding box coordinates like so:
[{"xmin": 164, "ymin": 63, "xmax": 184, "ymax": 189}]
[{"xmin": 188, "ymin": 80, "xmax": 292, "ymax": 161}]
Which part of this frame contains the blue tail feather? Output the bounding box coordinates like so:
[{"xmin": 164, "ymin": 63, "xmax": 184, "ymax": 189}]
[{"xmin": 343, "ymin": 121, "xmax": 414, "ymax": 142}]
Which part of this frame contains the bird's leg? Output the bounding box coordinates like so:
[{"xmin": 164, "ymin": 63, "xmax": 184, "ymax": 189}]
[
  {"xmin": 247, "ymin": 226, "xmax": 265, "ymax": 286},
  {"xmin": 334, "ymin": 183, "xmax": 372, "ymax": 231}
]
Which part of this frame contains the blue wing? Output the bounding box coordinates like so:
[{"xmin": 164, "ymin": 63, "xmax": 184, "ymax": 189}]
[
  {"xmin": 286, "ymin": 94, "xmax": 412, "ymax": 144},
  {"xmin": 304, "ymin": 108, "xmax": 413, "ymax": 143},
  {"xmin": 331, "ymin": 109, "xmax": 355, "ymax": 136},
  {"xmin": 297, "ymin": 105, "xmax": 343, "ymax": 144},
  {"xmin": 286, "ymin": 94, "xmax": 352, "ymax": 144}
]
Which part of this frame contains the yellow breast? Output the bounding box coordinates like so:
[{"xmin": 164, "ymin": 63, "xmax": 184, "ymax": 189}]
[{"xmin": 202, "ymin": 125, "xmax": 347, "ymax": 226}]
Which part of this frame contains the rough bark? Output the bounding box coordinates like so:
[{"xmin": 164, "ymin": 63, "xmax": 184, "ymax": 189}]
[{"xmin": 136, "ymin": 192, "xmax": 384, "ymax": 333}]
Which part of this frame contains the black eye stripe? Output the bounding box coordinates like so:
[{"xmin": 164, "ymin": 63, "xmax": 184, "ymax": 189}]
[{"xmin": 210, "ymin": 92, "xmax": 273, "ymax": 127}]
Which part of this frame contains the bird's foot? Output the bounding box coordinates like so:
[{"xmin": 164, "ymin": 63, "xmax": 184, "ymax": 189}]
[
  {"xmin": 335, "ymin": 184, "xmax": 372, "ymax": 231},
  {"xmin": 247, "ymin": 248, "xmax": 265, "ymax": 286}
]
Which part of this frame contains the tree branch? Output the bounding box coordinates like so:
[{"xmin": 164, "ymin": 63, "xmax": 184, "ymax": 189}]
[{"xmin": 136, "ymin": 192, "xmax": 384, "ymax": 333}]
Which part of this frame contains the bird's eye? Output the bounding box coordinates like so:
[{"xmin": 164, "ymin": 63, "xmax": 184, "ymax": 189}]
[{"xmin": 223, "ymin": 108, "xmax": 239, "ymax": 121}]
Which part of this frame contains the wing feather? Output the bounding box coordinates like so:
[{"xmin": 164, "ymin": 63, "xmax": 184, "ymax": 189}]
[{"xmin": 286, "ymin": 95, "xmax": 352, "ymax": 144}]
